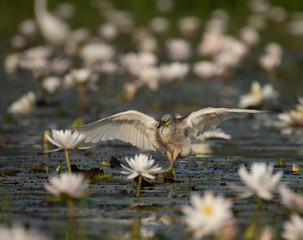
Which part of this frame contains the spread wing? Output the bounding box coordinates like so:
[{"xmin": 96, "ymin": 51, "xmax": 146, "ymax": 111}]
[
  {"xmin": 183, "ymin": 107, "xmax": 263, "ymax": 139},
  {"xmin": 76, "ymin": 110, "xmax": 160, "ymax": 151}
]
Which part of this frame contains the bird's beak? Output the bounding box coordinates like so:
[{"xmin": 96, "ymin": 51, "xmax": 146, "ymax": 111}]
[{"xmin": 157, "ymin": 120, "xmax": 166, "ymax": 129}]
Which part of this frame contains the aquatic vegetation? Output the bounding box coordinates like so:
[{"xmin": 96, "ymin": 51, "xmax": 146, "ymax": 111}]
[
  {"xmin": 279, "ymin": 185, "xmax": 303, "ymax": 213},
  {"xmin": 282, "ymin": 214, "xmax": 303, "ymax": 240},
  {"xmin": 0, "ymin": 225, "xmax": 52, "ymax": 240},
  {"xmin": 239, "ymin": 81, "xmax": 278, "ymax": 108},
  {"xmin": 181, "ymin": 192, "xmax": 233, "ymax": 239},
  {"xmin": 121, "ymin": 154, "xmax": 162, "ymax": 197},
  {"xmin": 277, "ymin": 97, "xmax": 303, "ymax": 127},
  {"xmin": 44, "ymin": 173, "xmax": 89, "ymax": 199},
  {"xmin": 46, "ymin": 129, "xmax": 86, "ymax": 173},
  {"xmin": 8, "ymin": 91, "xmax": 36, "ymax": 115},
  {"xmin": 2, "ymin": 0, "xmax": 303, "ymax": 238},
  {"xmin": 42, "ymin": 76, "xmax": 61, "ymax": 94},
  {"xmin": 231, "ymin": 162, "xmax": 282, "ymax": 200}
]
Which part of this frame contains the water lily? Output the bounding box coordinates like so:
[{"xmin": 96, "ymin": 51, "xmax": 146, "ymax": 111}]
[
  {"xmin": 121, "ymin": 154, "xmax": 162, "ymax": 197},
  {"xmin": 282, "ymin": 214, "xmax": 303, "ymax": 240},
  {"xmin": 193, "ymin": 61, "xmax": 217, "ymax": 80},
  {"xmin": 42, "ymin": 76, "xmax": 61, "ymax": 94},
  {"xmin": 279, "ymin": 185, "xmax": 303, "ymax": 213},
  {"xmin": 166, "ymin": 38, "xmax": 191, "ymax": 61},
  {"xmin": 99, "ymin": 22, "xmax": 118, "ymax": 41},
  {"xmin": 46, "ymin": 129, "xmax": 86, "ymax": 173},
  {"xmin": 44, "ymin": 173, "xmax": 88, "ymax": 199},
  {"xmin": 80, "ymin": 42, "xmax": 115, "ymax": 66},
  {"xmin": 231, "ymin": 162, "xmax": 282, "ymax": 200},
  {"xmin": 160, "ymin": 62, "xmax": 189, "ymax": 82},
  {"xmin": 4, "ymin": 53, "xmax": 20, "ymax": 74},
  {"xmin": 8, "ymin": 91, "xmax": 35, "ymax": 115},
  {"xmin": 277, "ymin": 97, "xmax": 303, "ymax": 127},
  {"xmin": 178, "ymin": 16, "xmax": 201, "ymax": 37},
  {"xmin": 181, "ymin": 192, "xmax": 233, "ymax": 239},
  {"xmin": 239, "ymin": 81, "xmax": 278, "ymax": 108},
  {"xmin": 0, "ymin": 225, "xmax": 52, "ymax": 240}
]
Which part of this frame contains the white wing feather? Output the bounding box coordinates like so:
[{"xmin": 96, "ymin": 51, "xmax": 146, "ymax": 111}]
[
  {"xmin": 76, "ymin": 110, "xmax": 160, "ymax": 151},
  {"xmin": 184, "ymin": 107, "xmax": 263, "ymax": 139}
]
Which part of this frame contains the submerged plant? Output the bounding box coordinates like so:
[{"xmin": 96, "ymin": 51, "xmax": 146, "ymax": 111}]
[
  {"xmin": 46, "ymin": 129, "xmax": 86, "ymax": 173},
  {"xmin": 121, "ymin": 154, "xmax": 162, "ymax": 198}
]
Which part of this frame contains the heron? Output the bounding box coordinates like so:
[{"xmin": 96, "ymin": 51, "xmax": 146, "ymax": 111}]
[
  {"xmin": 34, "ymin": 0, "xmax": 70, "ymax": 46},
  {"xmin": 76, "ymin": 108, "xmax": 263, "ymax": 176}
]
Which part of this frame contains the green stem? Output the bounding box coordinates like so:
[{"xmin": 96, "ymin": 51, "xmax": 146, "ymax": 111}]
[
  {"xmin": 77, "ymin": 84, "xmax": 87, "ymax": 114},
  {"xmin": 243, "ymin": 198, "xmax": 262, "ymax": 240},
  {"xmin": 268, "ymin": 69, "xmax": 278, "ymax": 88},
  {"xmin": 254, "ymin": 197, "xmax": 262, "ymax": 214},
  {"xmin": 67, "ymin": 198, "xmax": 75, "ymax": 240},
  {"xmin": 32, "ymin": 74, "xmax": 45, "ymax": 103},
  {"xmin": 136, "ymin": 175, "xmax": 142, "ymax": 198},
  {"xmin": 64, "ymin": 148, "xmax": 72, "ymax": 173}
]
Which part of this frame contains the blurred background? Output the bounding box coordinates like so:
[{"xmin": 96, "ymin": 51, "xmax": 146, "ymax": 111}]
[{"xmin": 1, "ymin": 0, "xmax": 303, "ymax": 117}]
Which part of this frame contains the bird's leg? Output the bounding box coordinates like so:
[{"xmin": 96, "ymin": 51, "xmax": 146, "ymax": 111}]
[
  {"xmin": 161, "ymin": 149, "xmax": 180, "ymax": 177},
  {"xmin": 168, "ymin": 148, "xmax": 181, "ymax": 177},
  {"xmin": 166, "ymin": 151, "xmax": 172, "ymax": 163},
  {"xmin": 160, "ymin": 151, "xmax": 173, "ymax": 174}
]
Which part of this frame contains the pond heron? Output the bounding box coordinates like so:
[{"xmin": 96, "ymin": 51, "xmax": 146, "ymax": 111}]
[{"xmin": 76, "ymin": 108, "xmax": 263, "ymax": 176}]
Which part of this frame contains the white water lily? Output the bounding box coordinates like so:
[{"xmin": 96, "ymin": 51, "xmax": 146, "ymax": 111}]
[
  {"xmin": 279, "ymin": 185, "xmax": 303, "ymax": 213},
  {"xmin": 120, "ymin": 52, "xmax": 157, "ymax": 77},
  {"xmin": 46, "ymin": 129, "xmax": 86, "ymax": 173},
  {"xmin": 44, "ymin": 173, "xmax": 88, "ymax": 199},
  {"xmin": 121, "ymin": 154, "xmax": 162, "ymax": 180},
  {"xmin": 19, "ymin": 46, "xmax": 52, "ymax": 73},
  {"xmin": 80, "ymin": 42, "xmax": 115, "ymax": 66},
  {"xmin": 182, "ymin": 192, "xmax": 233, "ymax": 239},
  {"xmin": 8, "ymin": 91, "xmax": 35, "ymax": 115},
  {"xmin": 4, "ymin": 53, "xmax": 20, "ymax": 74},
  {"xmin": 121, "ymin": 154, "xmax": 162, "ymax": 198},
  {"xmin": 282, "ymin": 214, "xmax": 303, "ymax": 240},
  {"xmin": 160, "ymin": 62, "xmax": 189, "ymax": 82},
  {"xmin": 46, "ymin": 129, "xmax": 86, "ymax": 151},
  {"xmin": 277, "ymin": 97, "xmax": 303, "ymax": 127},
  {"xmin": 137, "ymin": 67, "xmax": 160, "ymax": 91},
  {"xmin": 193, "ymin": 61, "xmax": 217, "ymax": 80},
  {"xmin": 231, "ymin": 162, "xmax": 282, "ymax": 200},
  {"xmin": 0, "ymin": 225, "xmax": 52, "ymax": 240},
  {"xmin": 42, "ymin": 76, "xmax": 61, "ymax": 94},
  {"xmin": 239, "ymin": 81, "xmax": 278, "ymax": 108},
  {"xmin": 166, "ymin": 38, "xmax": 191, "ymax": 61}
]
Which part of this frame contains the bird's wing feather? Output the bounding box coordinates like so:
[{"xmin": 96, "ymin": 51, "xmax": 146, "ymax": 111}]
[
  {"xmin": 76, "ymin": 110, "xmax": 160, "ymax": 151},
  {"xmin": 183, "ymin": 107, "xmax": 263, "ymax": 139}
]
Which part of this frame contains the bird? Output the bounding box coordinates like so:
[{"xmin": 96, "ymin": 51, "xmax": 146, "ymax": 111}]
[
  {"xmin": 76, "ymin": 108, "xmax": 263, "ymax": 176},
  {"xmin": 34, "ymin": 0, "xmax": 70, "ymax": 46}
]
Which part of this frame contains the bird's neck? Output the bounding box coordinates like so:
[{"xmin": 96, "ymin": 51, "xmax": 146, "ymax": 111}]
[{"xmin": 34, "ymin": 0, "xmax": 48, "ymax": 19}]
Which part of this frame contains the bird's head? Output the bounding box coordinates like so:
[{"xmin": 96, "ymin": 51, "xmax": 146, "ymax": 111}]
[{"xmin": 157, "ymin": 114, "xmax": 173, "ymax": 128}]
